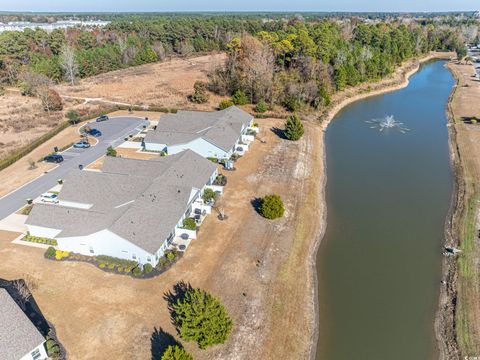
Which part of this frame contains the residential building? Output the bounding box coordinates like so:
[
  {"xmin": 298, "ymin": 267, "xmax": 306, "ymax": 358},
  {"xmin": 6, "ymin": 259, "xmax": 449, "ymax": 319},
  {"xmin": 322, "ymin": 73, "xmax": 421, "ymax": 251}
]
[
  {"xmin": 143, "ymin": 106, "xmax": 257, "ymax": 159},
  {"xmin": 26, "ymin": 150, "xmax": 219, "ymax": 266},
  {"xmin": 0, "ymin": 288, "xmax": 47, "ymax": 360}
]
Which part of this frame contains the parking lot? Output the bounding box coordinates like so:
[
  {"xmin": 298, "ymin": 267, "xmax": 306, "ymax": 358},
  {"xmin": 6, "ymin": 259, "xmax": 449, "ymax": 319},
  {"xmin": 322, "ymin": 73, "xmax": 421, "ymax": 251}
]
[{"xmin": 0, "ymin": 116, "xmax": 148, "ymax": 220}]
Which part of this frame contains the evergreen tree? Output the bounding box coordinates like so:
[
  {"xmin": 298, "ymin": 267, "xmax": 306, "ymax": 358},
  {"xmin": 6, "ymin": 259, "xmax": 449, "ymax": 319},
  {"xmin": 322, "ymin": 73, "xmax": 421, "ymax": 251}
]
[
  {"xmin": 284, "ymin": 114, "xmax": 304, "ymax": 141},
  {"xmin": 259, "ymin": 194, "xmax": 285, "ymax": 219},
  {"xmin": 172, "ymin": 288, "xmax": 233, "ymax": 349},
  {"xmin": 160, "ymin": 345, "xmax": 192, "ymax": 360}
]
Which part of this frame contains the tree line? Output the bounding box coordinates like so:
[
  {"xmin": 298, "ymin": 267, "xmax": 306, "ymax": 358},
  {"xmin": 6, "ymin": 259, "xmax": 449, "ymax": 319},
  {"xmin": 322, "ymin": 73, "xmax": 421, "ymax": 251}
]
[
  {"xmin": 207, "ymin": 19, "xmax": 465, "ymax": 112},
  {"xmin": 0, "ymin": 16, "xmax": 466, "ymax": 107}
]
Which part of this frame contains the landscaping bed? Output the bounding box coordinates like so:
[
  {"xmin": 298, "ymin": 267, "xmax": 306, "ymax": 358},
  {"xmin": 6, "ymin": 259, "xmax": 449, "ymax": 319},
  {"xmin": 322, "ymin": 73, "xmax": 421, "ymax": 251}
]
[
  {"xmin": 44, "ymin": 248, "xmax": 182, "ymax": 279},
  {"xmin": 22, "ymin": 234, "xmax": 57, "ymax": 246}
]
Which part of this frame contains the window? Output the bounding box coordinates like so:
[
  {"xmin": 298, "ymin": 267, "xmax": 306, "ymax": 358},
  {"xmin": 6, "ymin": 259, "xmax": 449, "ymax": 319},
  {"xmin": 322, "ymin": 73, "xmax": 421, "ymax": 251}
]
[
  {"xmin": 132, "ymin": 253, "xmax": 137, "ymax": 260},
  {"xmin": 121, "ymin": 250, "xmax": 128, "ymax": 253},
  {"xmin": 89, "ymin": 247, "xmax": 94, "ymax": 254},
  {"xmin": 147, "ymin": 257, "xmax": 152, "ymax": 262},
  {"xmin": 31, "ymin": 349, "xmax": 41, "ymax": 360}
]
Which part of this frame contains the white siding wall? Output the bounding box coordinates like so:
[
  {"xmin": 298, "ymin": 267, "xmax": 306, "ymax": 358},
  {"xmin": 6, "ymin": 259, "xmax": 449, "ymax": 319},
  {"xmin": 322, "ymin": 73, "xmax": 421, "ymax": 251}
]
[
  {"xmin": 27, "ymin": 225, "xmax": 61, "ymax": 238},
  {"xmin": 168, "ymin": 138, "xmax": 230, "ymax": 159},
  {"xmin": 144, "ymin": 142, "xmax": 167, "ymax": 152},
  {"xmin": 19, "ymin": 342, "xmax": 48, "ymax": 360},
  {"xmin": 56, "ymin": 229, "xmax": 162, "ymax": 266}
]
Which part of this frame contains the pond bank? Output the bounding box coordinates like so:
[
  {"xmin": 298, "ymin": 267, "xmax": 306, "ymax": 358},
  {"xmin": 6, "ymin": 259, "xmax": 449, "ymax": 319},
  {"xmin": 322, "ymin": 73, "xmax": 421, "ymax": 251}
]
[
  {"xmin": 308, "ymin": 51, "xmax": 455, "ymax": 360},
  {"xmin": 440, "ymin": 60, "xmax": 480, "ymax": 359}
]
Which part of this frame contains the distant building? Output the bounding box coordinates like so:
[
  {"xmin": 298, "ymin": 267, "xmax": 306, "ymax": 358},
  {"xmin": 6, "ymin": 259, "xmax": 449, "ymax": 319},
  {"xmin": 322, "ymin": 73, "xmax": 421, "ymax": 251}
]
[
  {"xmin": 0, "ymin": 20, "xmax": 109, "ymax": 33},
  {"xmin": 0, "ymin": 288, "xmax": 47, "ymax": 360}
]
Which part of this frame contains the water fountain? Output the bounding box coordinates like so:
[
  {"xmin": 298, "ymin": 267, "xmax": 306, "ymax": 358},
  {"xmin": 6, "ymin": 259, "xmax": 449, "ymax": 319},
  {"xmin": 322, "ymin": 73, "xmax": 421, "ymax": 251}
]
[{"xmin": 365, "ymin": 115, "xmax": 410, "ymax": 133}]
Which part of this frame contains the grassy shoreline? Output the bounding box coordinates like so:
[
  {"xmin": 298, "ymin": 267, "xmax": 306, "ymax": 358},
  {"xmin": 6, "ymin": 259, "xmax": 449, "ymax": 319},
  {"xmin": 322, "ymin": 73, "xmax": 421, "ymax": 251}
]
[{"xmin": 444, "ymin": 61, "xmax": 480, "ymax": 358}]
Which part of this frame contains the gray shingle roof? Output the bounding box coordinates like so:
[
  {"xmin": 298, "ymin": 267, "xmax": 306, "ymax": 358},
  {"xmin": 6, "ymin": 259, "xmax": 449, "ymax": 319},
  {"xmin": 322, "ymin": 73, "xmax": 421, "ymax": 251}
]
[
  {"xmin": 144, "ymin": 106, "xmax": 253, "ymax": 152},
  {"xmin": 0, "ymin": 288, "xmax": 45, "ymax": 360},
  {"xmin": 26, "ymin": 150, "xmax": 218, "ymax": 254}
]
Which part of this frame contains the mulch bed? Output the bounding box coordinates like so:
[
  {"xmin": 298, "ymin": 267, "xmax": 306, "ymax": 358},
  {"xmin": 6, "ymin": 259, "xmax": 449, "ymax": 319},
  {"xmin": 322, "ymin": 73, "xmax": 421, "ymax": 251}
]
[{"xmin": 44, "ymin": 252, "xmax": 183, "ymax": 279}]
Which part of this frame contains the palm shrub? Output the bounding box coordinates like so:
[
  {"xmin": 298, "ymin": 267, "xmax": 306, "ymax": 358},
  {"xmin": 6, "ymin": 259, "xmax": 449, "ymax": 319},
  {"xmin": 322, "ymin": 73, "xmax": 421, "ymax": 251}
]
[
  {"xmin": 232, "ymin": 89, "xmax": 248, "ymax": 105},
  {"xmin": 259, "ymin": 194, "xmax": 285, "ymax": 219},
  {"xmin": 172, "ymin": 288, "xmax": 233, "ymax": 349},
  {"xmin": 161, "ymin": 345, "xmax": 192, "ymax": 360},
  {"xmin": 284, "ymin": 114, "xmax": 304, "ymax": 141}
]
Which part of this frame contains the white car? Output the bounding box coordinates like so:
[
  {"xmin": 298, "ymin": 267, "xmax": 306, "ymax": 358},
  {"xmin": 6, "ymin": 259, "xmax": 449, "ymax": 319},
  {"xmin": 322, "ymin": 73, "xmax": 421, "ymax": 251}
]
[{"xmin": 40, "ymin": 192, "xmax": 59, "ymax": 204}]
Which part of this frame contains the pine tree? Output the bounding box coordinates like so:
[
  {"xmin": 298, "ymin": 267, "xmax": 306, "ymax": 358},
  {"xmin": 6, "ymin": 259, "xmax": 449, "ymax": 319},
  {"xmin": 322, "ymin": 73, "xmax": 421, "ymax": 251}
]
[
  {"xmin": 160, "ymin": 345, "xmax": 192, "ymax": 360},
  {"xmin": 284, "ymin": 114, "xmax": 304, "ymax": 141},
  {"xmin": 172, "ymin": 288, "xmax": 233, "ymax": 349}
]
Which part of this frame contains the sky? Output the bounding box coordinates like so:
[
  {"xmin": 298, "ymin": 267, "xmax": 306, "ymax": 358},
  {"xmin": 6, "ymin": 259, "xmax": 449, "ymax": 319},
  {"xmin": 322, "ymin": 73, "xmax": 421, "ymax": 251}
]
[{"xmin": 0, "ymin": 0, "xmax": 478, "ymax": 13}]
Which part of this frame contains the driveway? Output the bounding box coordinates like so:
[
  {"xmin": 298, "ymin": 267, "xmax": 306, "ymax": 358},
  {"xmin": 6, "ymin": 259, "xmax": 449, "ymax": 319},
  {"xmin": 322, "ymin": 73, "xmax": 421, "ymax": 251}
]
[{"xmin": 0, "ymin": 116, "xmax": 148, "ymax": 220}]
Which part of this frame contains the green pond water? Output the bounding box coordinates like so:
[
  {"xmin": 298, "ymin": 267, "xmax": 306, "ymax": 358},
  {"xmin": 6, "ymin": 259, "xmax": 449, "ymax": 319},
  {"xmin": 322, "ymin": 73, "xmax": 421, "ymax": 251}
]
[{"xmin": 316, "ymin": 60, "xmax": 455, "ymax": 360}]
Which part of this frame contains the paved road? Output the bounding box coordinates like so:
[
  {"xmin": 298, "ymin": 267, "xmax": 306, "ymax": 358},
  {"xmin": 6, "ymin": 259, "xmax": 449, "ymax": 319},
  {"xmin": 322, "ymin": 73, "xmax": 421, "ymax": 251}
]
[{"xmin": 0, "ymin": 116, "xmax": 148, "ymax": 220}]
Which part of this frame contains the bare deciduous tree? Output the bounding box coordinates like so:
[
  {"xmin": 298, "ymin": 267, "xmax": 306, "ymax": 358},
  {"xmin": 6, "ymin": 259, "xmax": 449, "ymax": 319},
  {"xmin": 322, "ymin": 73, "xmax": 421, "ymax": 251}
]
[
  {"xmin": 12, "ymin": 275, "xmax": 38, "ymax": 310},
  {"xmin": 214, "ymin": 197, "xmax": 227, "ymax": 220},
  {"xmin": 152, "ymin": 41, "xmax": 166, "ymax": 61},
  {"xmin": 60, "ymin": 44, "xmax": 78, "ymax": 86}
]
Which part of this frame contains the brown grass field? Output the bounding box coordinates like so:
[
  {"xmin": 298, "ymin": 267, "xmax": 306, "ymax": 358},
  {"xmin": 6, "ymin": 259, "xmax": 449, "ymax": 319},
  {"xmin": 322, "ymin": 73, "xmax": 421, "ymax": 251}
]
[
  {"xmin": 0, "ymin": 118, "xmax": 323, "ymax": 360},
  {"xmin": 447, "ymin": 61, "xmax": 480, "ymax": 357}
]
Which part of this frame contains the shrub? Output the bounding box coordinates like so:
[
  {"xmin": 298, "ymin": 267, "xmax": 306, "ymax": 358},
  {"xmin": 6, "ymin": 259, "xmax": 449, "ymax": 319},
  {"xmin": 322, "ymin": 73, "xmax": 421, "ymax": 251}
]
[
  {"xmin": 232, "ymin": 89, "xmax": 248, "ymax": 105},
  {"xmin": 182, "ymin": 217, "xmax": 197, "ymax": 231},
  {"xmin": 45, "ymin": 247, "xmax": 56, "ymax": 259},
  {"xmin": 124, "ymin": 267, "xmax": 132, "ymax": 273},
  {"xmin": 166, "ymin": 251, "xmax": 176, "ymax": 262},
  {"xmin": 284, "ymin": 114, "xmax": 304, "ymax": 141},
  {"xmin": 54, "ymin": 249, "xmax": 69, "ymax": 260},
  {"xmin": 190, "ymin": 81, "xmax": 210, "ymax": 104},
  {"xmin": 219, "ymin": 99, "xmax": 234, "ymax": 110},
  {"xmin": 144, "ymin": 263, "xmax": 153, "ymax": 273},
  {"xmin": 43, "ymin": 89, "xmax": 63, "ymax": 112},
  {"xmin": 99, "ymin": 263, "xmax": 106, "ymax": 269},
  {"xmin": 172, "ymin": 287, "xmax": 233, "ymax": 349},
  {"xmin": 96, "ymin": 255, "xmax": 137, "ymax": 268},
  {"xmin": 161, "ymin": 345, "xmax": 193, "ymax": 360},
  {"xmin": 202, "ymin": 188, "xmax": 217, "ymax": 203},
  {"xmin": 255, "ymin": 99, "xmax": 267, "ymax": 113},
  {"xmin": 133, "ymin": 267, "xmax": 142, "ymax": 277},
  {"xmin": 117, "ymin": 266, "xmax": 123, "ymax": 273},
  {"xmin": 108, "ymin": 264, "xmax": 115, "ymax": 270},
  {"xmin": 106, "ymin": 146, "xmax": 117, "ymax": 157},
  {"xmin": 259, "ymin": 194, "xmax": 285, "ymax": 219},
  {"xmin": 213, "ymin": 174, "xmax": 227, "ymax": 186},
  {"xmin": 66, "ymin": 109, "xmax": 81, "ymax": 124}
]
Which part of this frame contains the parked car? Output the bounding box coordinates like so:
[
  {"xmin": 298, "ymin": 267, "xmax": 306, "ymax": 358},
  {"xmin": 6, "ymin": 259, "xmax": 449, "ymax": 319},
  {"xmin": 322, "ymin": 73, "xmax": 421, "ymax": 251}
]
[
  {"xmin": 96, "ymin": 115, "xmax": 109, "ymax": 122},
  {"xmin": 88, "ymin": 128, "xmax": 102, "ymax": 137},
  {"xmin": 73, "ymin": 140, "xmax": 91, "ymax": 149},
  {"xmin": 44, "ymin": 154, "xmax": 64, "ymax": 163},
  {"xmin": 40, "ymin": 192, "xmax": 59, "ymax": 204}
]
